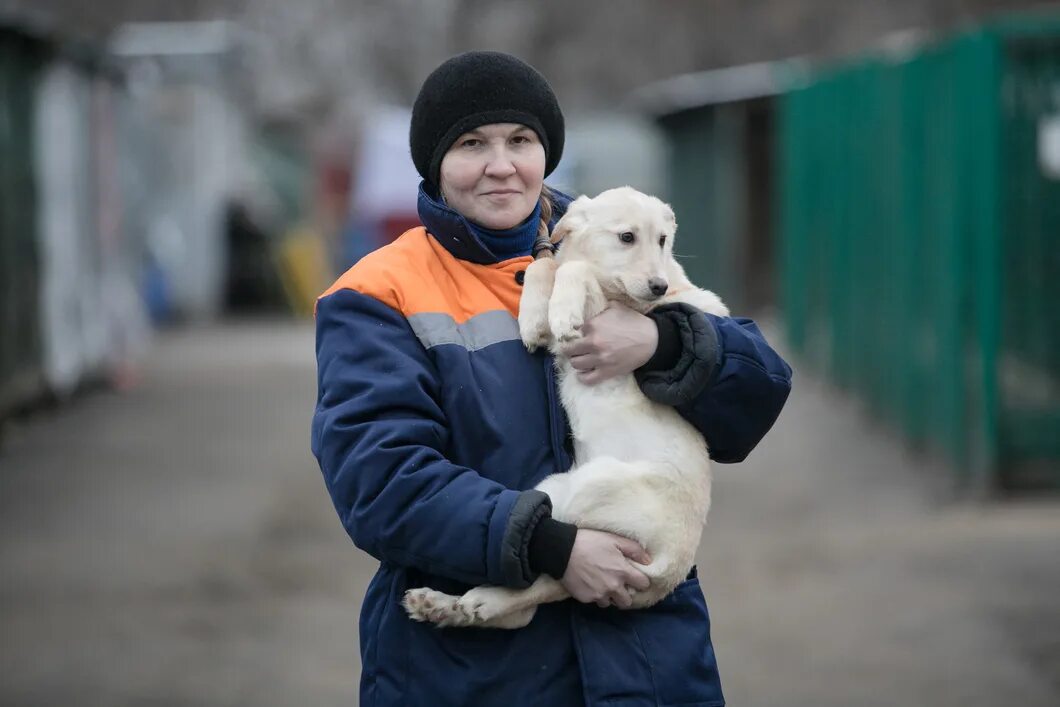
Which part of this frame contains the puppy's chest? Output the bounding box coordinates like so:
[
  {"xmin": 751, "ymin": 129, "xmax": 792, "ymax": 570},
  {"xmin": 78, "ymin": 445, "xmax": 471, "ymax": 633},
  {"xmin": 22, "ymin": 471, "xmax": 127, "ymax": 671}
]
[{"xmin": 560, "ymin": 374, "xmax": 652, "ymax": 445}]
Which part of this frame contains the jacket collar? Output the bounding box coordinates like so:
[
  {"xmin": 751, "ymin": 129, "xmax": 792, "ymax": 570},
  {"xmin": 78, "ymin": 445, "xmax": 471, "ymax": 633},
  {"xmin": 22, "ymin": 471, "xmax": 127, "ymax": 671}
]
[{"xmin": 417, "ymin": 181, "xmax": 573, "ymax": 265}]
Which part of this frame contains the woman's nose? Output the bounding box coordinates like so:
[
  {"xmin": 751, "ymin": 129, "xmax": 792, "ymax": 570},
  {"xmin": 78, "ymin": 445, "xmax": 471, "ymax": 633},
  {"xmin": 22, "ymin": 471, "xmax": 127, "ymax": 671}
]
[{"xmin": 484, "ymin": 148, "xmax": 517, "ymax": 177}]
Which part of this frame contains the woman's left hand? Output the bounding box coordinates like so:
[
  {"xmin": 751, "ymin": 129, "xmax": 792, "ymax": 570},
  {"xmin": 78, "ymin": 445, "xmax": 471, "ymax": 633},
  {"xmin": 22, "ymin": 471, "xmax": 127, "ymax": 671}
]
[{"xmin": 560, "ymin": 302, "xmax": 657, "ymax": 385}]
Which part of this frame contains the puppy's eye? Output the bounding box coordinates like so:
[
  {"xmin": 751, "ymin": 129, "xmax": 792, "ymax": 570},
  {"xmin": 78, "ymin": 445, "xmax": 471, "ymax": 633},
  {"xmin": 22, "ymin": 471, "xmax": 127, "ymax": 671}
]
[
  {"xmin": 618, "ymin": 231, "xmax": 635, "ymax": 244},
  {"xmin": 658, "ymin": 235, "xmax": 666, "ymax": 248}
]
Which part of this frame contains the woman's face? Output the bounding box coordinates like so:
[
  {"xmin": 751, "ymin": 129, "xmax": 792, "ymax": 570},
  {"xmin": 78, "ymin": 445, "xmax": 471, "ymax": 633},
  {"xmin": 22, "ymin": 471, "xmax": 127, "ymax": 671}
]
[{"xmin": 439, "ymin": 123, "xmax": 546, "ymax": 230}]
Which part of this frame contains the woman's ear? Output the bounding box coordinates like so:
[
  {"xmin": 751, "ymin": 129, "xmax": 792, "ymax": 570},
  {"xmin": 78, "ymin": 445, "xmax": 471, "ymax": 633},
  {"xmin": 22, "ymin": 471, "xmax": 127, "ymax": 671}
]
[{"xmin": 550, "ymin": 195, "xmax": 591, "ymax": 245}]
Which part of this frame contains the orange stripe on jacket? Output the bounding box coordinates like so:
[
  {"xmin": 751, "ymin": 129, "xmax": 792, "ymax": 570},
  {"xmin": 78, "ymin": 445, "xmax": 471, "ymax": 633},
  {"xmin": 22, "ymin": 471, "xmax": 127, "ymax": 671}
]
[{"xmin": 318, "ymin": 227, "xmax": 533, "ymax": 323}]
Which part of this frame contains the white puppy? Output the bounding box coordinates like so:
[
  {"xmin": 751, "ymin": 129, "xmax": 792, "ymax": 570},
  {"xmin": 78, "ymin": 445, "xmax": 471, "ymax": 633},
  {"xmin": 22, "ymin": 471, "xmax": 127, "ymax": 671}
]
[{"xmin": 403, "ymin": 186, "xmax": 729, "ymax": 629}]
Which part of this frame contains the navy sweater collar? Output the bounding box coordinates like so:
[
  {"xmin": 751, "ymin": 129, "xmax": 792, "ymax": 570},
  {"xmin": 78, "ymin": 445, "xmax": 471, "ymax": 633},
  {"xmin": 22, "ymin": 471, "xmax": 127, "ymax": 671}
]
[
  {"xmin": 417, "ymin": 181, "xmax": 573, "ymax": 265},
  {"xmin": 466, "ymin": 201, "xmax": 541, "ymax": 261}
]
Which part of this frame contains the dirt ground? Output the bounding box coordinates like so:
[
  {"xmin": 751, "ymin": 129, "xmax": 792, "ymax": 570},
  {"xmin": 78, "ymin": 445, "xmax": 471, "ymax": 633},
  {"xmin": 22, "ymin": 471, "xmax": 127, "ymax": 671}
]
[{"xmin": 1, "ymin": 320, "xmax": 1057, "ymax": 706}]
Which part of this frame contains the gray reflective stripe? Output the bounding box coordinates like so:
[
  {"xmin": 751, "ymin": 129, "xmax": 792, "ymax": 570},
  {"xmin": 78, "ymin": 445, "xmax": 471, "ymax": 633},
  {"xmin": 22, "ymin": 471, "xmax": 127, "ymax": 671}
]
[{"xmin": 407, "ymin": 310, "xmax": 521, "ymax": 352}]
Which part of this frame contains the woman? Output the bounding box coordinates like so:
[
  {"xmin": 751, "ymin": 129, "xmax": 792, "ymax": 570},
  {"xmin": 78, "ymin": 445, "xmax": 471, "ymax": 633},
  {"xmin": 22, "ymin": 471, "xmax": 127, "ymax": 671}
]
[{"xmin": 312, "ymin": 51, "xmax": 792, "ymax": 707}]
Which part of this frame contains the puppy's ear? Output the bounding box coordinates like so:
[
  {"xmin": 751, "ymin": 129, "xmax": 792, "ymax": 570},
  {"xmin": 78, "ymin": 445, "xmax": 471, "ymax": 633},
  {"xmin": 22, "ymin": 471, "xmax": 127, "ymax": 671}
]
[
  {"xmin": 662, "ymin": 202, "xmax": 677, "ymax": 230},
  {"xmin": 550, "ymin": 195, "xmax": 591, "ymax": 246}
]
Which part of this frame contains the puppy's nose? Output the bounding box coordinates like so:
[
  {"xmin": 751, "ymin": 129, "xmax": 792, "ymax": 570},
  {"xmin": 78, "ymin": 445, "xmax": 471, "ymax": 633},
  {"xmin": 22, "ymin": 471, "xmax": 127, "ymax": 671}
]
[{"xmin": 648, "ymin": 278, "xmax": 669, "ymax": 297}]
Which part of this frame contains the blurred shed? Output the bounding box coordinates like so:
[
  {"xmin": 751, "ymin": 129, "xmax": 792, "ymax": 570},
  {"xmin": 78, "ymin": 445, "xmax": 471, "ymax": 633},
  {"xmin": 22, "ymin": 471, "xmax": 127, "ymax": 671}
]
[
  {"xmin": 633, "ymin": 60, "xmax": 806, "ymax": 315},
  {"xmin": 1, "ymin": 15, "xmax": 144, "ymax": 419},
  {"xmin": 0, "ymin": 18, "xmax": 49, "ymax": 419},
  {"xmin": 34, "ymin": 32, "xmax": 141, "ymax": 399}
]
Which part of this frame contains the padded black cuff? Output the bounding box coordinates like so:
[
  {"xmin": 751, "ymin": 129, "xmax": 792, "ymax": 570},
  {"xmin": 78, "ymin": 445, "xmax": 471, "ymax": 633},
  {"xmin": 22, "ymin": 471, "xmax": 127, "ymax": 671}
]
[
  {"xmin": 528, "ymin": 517, "xmax": 578, "ymax": 579},
  {"xmin": 635, "ymin": 303, "xmax": 722, "ymax": 407},
  {"xmin": 500, "ymin": 490, "xmax": 552, "ymax": 588},
  {"xmin": 640, "ymin": 310, "xmax": 683, "ymax": 372}
]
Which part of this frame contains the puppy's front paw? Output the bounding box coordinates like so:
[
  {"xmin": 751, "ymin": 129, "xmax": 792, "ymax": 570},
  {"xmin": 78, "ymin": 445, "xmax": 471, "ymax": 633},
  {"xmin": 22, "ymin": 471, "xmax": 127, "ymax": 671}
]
[
  {"xmin": 519, "ymin": 260, "xmax": 558, "ymax": 352},
  {"xmin": 548, "ymin": 303, "xmax": 584, "ymax": 343},
  {"xmin": 518, "ymin": 309, "xmax": 551, "ymax": 353}
]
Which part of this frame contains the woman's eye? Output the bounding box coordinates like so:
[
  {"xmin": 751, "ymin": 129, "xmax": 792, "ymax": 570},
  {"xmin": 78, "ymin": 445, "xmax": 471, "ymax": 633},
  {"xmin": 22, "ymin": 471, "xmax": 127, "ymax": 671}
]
[
  {"xmin": 619, "ymin": 232, "xmax": 635, "ymax": 244},
  {"xmin": 461, "ymin": 138, "xmax": 482, "ymax": 148}
]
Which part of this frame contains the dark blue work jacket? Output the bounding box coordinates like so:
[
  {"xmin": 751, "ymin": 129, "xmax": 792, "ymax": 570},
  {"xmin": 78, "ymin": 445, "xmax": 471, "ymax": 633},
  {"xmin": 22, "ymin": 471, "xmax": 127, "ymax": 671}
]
[{"xmin": 312, "ymin": 185, "xmax": 792, "ymax": 706}]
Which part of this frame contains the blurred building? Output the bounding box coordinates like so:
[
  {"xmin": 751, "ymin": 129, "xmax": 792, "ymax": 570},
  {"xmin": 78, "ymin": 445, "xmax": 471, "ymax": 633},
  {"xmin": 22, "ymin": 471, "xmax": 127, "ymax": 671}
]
[
  {"xmin": 0, "ymin": 14, "xmax": 154, "ymax": 419},
  {"xmin": 0, "ymin": 14, "xmax": 303, "ymax": 424},
  {"xmin": 633, "ymin": 61, "xmax": 804, "ymax": 315},
  {"xmin": 109, "ymin": 20, "xmax": 258, "ymax": 321},
  {"xmin": 564, "ymin": 114, "xmax": 667, "ymax": 199},
  {"xmin": 342, "ymin": 106, "xmax": 421, "ymax": 268}
]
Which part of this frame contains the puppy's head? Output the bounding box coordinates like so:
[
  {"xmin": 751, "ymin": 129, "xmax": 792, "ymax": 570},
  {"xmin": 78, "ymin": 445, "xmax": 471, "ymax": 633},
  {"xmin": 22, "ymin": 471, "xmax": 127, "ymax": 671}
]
[{"xmin": 552, "ymin": 186, "xmax": 677, "ymax": 307}]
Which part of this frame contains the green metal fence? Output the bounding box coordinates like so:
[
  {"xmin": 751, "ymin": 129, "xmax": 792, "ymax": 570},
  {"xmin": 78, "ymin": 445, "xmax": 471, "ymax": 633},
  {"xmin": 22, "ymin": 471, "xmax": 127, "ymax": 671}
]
[{"xmin": 778, "ymin": 14, "xmax": 1060, "ymax": 489}]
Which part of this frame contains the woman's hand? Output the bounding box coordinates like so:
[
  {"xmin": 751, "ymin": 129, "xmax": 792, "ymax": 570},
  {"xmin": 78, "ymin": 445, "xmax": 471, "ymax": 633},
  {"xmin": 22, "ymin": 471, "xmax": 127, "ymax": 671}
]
[
  {"xmin": 560, "ymin": 302, "xmax": 657, "ymax": 385},
  {"xmin": 561, "ymin": 529, "xmax": 652, "ymax": 608}
]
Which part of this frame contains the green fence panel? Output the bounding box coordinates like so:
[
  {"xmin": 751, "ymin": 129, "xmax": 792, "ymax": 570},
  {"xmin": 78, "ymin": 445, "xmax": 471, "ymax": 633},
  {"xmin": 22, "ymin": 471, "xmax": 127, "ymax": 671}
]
[
  {"xmin": 778, "ymin": 13, "xmax": 1060, "ymax": 489},
  {"xmin": 997, "ymin": 27, "xmax": 1060, "ymax": 480}
]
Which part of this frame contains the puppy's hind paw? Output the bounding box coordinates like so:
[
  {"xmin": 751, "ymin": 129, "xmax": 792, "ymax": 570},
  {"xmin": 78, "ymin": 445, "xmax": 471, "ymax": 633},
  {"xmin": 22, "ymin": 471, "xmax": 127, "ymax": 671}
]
[
  {"xmin": 402, "ymin": 588, "xmax": 430, "ymax": 622},
  {"xmin": 403, "ymin": 588, "xmax": 457, "ymax": 624}
]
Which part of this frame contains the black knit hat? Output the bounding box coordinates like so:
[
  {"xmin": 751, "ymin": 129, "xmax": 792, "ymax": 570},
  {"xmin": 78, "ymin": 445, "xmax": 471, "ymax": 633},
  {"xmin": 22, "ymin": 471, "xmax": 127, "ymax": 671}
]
[{"xmin": 410, "ymin": 51, "xmax": 565, "ymax": 186}]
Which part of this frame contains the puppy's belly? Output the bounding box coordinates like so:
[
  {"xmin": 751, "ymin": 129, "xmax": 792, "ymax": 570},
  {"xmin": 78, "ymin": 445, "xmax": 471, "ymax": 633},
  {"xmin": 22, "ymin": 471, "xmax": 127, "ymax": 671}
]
[
  {"xmin": 575, "ymin": 421, "xmax": 709, "ymax": 472},
  {"xmin": 538, "ymin": 462, "xmax": 709, "ymax": 559}
]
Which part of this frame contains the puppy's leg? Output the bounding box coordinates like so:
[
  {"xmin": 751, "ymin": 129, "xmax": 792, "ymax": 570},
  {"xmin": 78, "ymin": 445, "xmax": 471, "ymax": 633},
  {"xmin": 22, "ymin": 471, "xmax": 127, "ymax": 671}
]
[
  {"xmin": 481, "ymin": 606, "xmax": 537, "ymax": 630},
  {"xmin": 657, "ymin": 287, "xmax": 729, "ymax": 317},
  {"xmin": 404, "ymin": 576, "xmax": 569, "ymax": 629},
  {"xmin": 549, "ymin": 261, "xmax": 606, "ymax": 343},
  {"xmin": 658, "ymin": 258, "xmax": 729, "ymax": 316},
  {"xmin": 404, "ymin": 477, "xmax": 577, "ymax": 629},
  {"xmin": 556, "ymin": 457, "xmax": 701, "ymax": 608},
  {"xmin": 518, "ymin": 258, "xmax": 558, "ymax": 352},
  {"xmin": 534, "ymin": 470, "xmax": 576, "ymax": 520}
]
